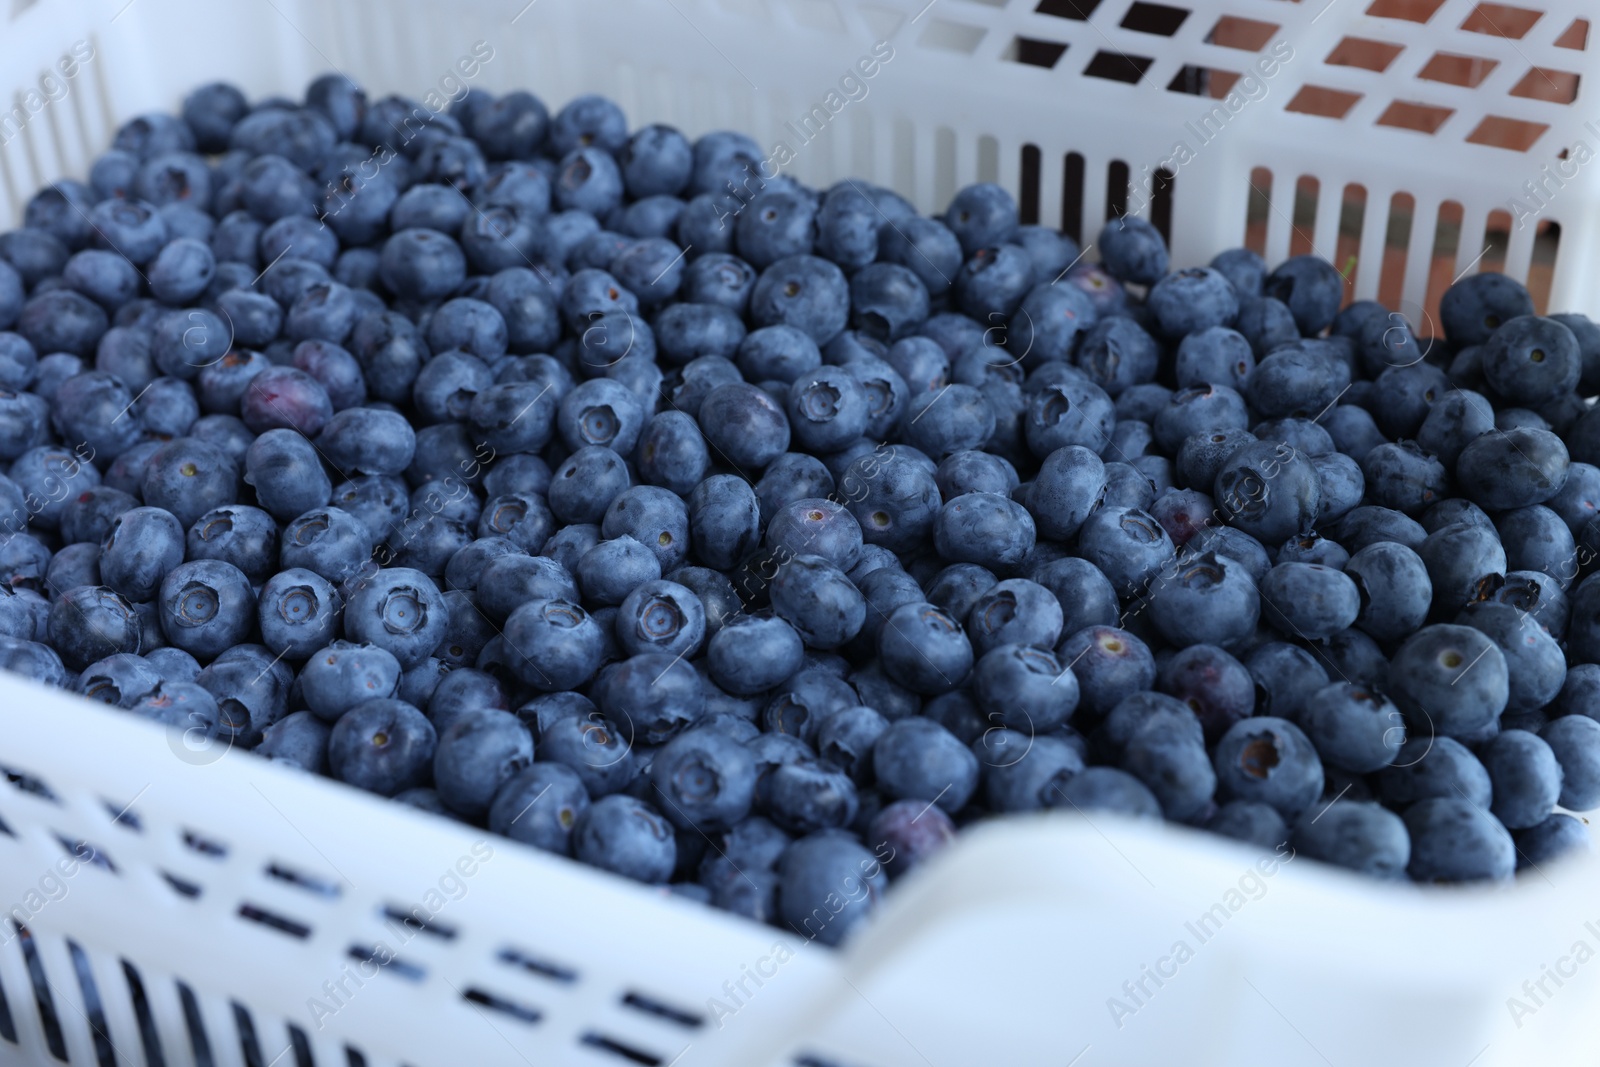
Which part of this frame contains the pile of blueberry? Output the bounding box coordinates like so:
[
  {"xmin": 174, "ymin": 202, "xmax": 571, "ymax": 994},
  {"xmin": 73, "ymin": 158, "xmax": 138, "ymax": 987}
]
[{"xmin": 1, "ymin": 75, "xmax": 1598, "ymax": 948}]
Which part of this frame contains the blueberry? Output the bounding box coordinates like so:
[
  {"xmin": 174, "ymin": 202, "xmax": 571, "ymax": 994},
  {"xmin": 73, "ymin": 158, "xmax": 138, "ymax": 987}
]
[
  {"xmin": 1539, "ymin": 715, "xmax": 1600, "ymax": 811},
  {"xmin": 257, "ymin": 711, "xmax": 332, "ymax": 773},
  {"xmin": 503, "ymin": 598, "xmax": 607, "ymax": 691},
  {"xmin": 649, "ymin": 728, "xmax": 757, "ymax": 832},
  {"xmin": 1122, "ymin": 716, "xmax": 1216, "ymax": 821},
  {"xmin": 1076, "ymin": 506, "xmax": 1174, "ymax": 598},
  {"xmin": 1050, "ymin": 766, "xmax": 1161, "ymax": 819},
  {"xmin": 283, "ymin": 506, "xmax": 373, "ymax": 585},
  {"xmin": 878, "ymin": 602, "xmax": 972, "ymax": 695},
  {"xmin": 300, "ymin": 640, "xmax": 401, "ymax": 722},
  {"xmin": 1404, "ymin": 797, "xmax": 1515, "ymax": 883},
  {"xmin": 258, "ymin": 568, "xmax": 342, "ymax": 660},
  {"xmin": 244, "ymin": 429, "xmax": 331, "ymax": 521},
  {"xmin": 574, "ymin": 794, "xmax": 676, "ymax": 884},
  {"xmin": 343, "ymin": 567, "xmax": 445, "ymax": 669},
  {"xmin": 697, "ymin": 382, "xmax": 790, "ymax": 469},
  {"xmin": 76, "ymin": 652, "xmax": 162, "ymax": 707},
  {"xmin": 1439, "ymin": 272, "xmax": 1535, "ymax": 348},
  {"xmin": 1515, "ymin": 813, "xmax": 1592, "ymax": 869},
  {"xmin": 945, "ymin": 183, "xmax": 1018, "ymax": 256},
  {"xmin": 1259, "ymin": 562, "xmax": 1359, "ymax": 641},
  {"xmin": 934, "ymin": 492, "xmax": 1035, "ymax": 571},
  {"xmin": 1145, "ymin": 550, "xmax": 1259, "ymax": 651},
  {"xmin": 1096, "ymin": 215, "xmax": 1167, "ymax": 285},
  {"xmin": 1213, "ymin": 716, "xmax": 1324, "ymax": 820},
  {"xmin": 1263, "ymin": 255, "xmax": 1342, "ymax": 335},
  {"xmin": 380, "ymin": 229, "xmax": 467, "ymax": 302},
  {"xmin": 1206, "ymin": 800, "xmax": 1288, "ymax": 850},
  {"xmin": 1456, "ymin": 601, "xmax": 1565, "ymax": 714},
  {"xmin": 432, "ymin": 708, "xmax": 534, "ymax": 818},
  {"xmin": 185, "ymin": 505, "xmax": 280, "ymax": 584},
  {"xmin": 748, "ymin": 254, "xmax": 849, "ymax": 345},
  {"xmin": 602, "ymin": 486, "xmax": 689, "ymax": 571},
  {"xmin": 1213, "ymin": 440, "xmax": 1320, "ymax": 545},
  {"xmin": 1147, "ymin": 267, "xmax": 1239, "ymax": 340},
  {"xmin": 141, "ymin": 437, "xmax": 238, "ymax": 528},
  {"xmin": 1386, "ymin": 624, "xmax": 1508, "ymax": 739},
  {"xmin": 328, "ymin": 698, "xmax": 437, "ymax": 796},
  {"xmin": 1056, "ymin": 625, "xmax": 1157, "ymax": 718},
  {"xmin": 1343, "ymin": 542, "xmax": 1431, "ymax": 643},
  {"xmin": 776, "ymin": 833, "xmax": 885, "ymax": 946},
  {"xmin": 99, "ymin": 506, "xmax": 185, "ymax": 604},
  {"xmin": 489, "ymin": 763, "xmax": 591, "ymax": 855},
  {"xmin": 1457, "ymin": 427, "xmax": 1569, "ymax": 511},
  {"xmin": 1291, "ymin": 800, "xmax": 1409, "ymax": 879}
]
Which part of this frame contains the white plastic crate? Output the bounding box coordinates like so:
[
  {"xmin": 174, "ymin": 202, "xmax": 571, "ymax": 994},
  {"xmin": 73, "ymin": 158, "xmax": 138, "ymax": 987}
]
[{"xmin": 0, "ymin": 0, "xmax": 1599, "ymax": 1065}]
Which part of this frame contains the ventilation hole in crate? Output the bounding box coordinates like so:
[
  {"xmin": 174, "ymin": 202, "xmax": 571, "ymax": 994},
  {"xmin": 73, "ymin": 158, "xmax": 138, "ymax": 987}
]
[
  {"xmin": 65, "ymin": 941, "xmax": 114, "ymax": 1067},
  {"xmin": 977, "ymin": 134, "xmax": 1000, "ymax": 184},
  {"xmin": 1061, "ymin": 152, "xmax": 1086, "ymax": 243},
  {"xmin": 1151, "ymin": 168, "xmax": 1175, "ymax": 247},
  {"xmin": 0, "ymin": 950, "xmax": 14, "ymax": 1043},
  {"xmin": 14, "ymin": 926, "xmax": 67, "ymax": 1061},
  {"xmin": 917, "ymin": 20, "xmax": 986, "ymax": 54},
  {"xmin": 1366, "ymin": 0, "xmax": 1447, "ymax": 23},
  {"xmin": 1481, "ymin": 208, "xmax": 1514, "ymax": 277},
  {"xmin": 1325, "ymin": 36, "xmax": 1404, "ymax": 72},
  {"xmin": 238, "ymin": 904, "xmax": 312, "ymax": 940},
  {"xmin": 1004, "ymin": 37, "xmax": 1068, "ymax": 68},
  {"xmin": 1106, "ymin": 159, "xmax": 1130, "ymax": 220},
  {"xmin": 1083, "ymin": 51, "xmax": 1153, "ymax": 84},
  {"xmin": 103, "ymin": 798, "xmax": 141, "ymax": 831},
  {"xmin": 1289, "ymin": 176, "xmax": 1320, "ymax": 259},
  {"xmin": 1461, "ymin": 2, "xmax": 1542, "ymax": 39},
  {"xmin": 1036, "ymin": 0, "xmax": 1100, "ymax": 20},
  {"xmin": 381, "ymin": 904, "xmax": 457, "ymax": 941},
  {"xmin": 1165, "ymin": 65, "xmax": 1220, "ymax": 95},
  {"xmin": 934, "ymin": 127, "xmax": 957, "ymax": 216},
  {"xmin": 183, "ymin": 830, "xmax": 228, "ymax": 858},
  {"xmin": 346, "ymin": 944, "xmax": 425, "ymax": 982},
  {"xmin": 1465, "ymin": 115, "xmax": 1549, "ymax": 150},
  {"xmin": 162, "ymin": 871, "xmax": 202, "ymax": 899},
  {"xmin": 621, "ymin": 990, "xmax": 704, "ymax": 1028},
  {"xmin": 1019, "ymin": 144, "xmax": 1041, "ymax": 224},
  {"xmin": 1244, "ymin": 167, "xmax": 1272, "ymax": 257},
  {"xmin": 1, "ymin": 767, "xmax": 58, "ymax": 803},
  {"xmin": 56, "ymin": 836, "xmax": 116, "ymax": 872},
  {"xmin": 1433, "ymin": 199, "xmax": 1466, "ymax": 292},
  {"xmin": 794, "ymin": 1056, "xmax": 867, "ymax": 1067},
  {"xmin": 1509, "ymin": 67, "xmax": 1580, "ymax": 104},
  {"xmin": 579, "ymin": 1032, "xmax": 660, "ymax": 1065},
  {"xmin": 1336, "ymin": 183, "xmax": 1368, "ymax": 295},
  {"xmin": 1121, "ymin": 1, "xmax": 1187, "ymax": 35},
  {"xmin": 1376, "ymin": 101, "xmax": 1454, "ymax": 134},
  {"xmin": 1208, "ymin": 16, "xmax": 1280, "ymax": 51},
  {"xmin": 1530, "ymin": 219, "xmax": 1560, "ymax": 313},
  {"xmin": 1378, "ymin": 191, "xmax": 1416, "ymax": 310},
  {"xmin": 120, "ymin": 961, "xmax": 164, "ymax": 1067},
  {"xmin": 0, "ymin": 812, "xmax": 13, "ymax": 837},
  {"xmin": 1556, "ymin": 18, "xmax": 1589, "ymax": 49},
  {"xmin": 1285, "ymin": 86, "xmax": 1363, "ymax": 120},
  {"xmin": 1417, "ymin": 52, "xmax": 1498, "ymax": 87},
  {"xmin": 232, "ymin": 1001, "xmax": 265, "ymax": 1067},
  {"xmin": 462, "ymin": 987, "xmax": 541, "ymax": 1025},
  {"xmin": 496, "ymin": 945, "xmax": 578, "ymax": 984},
  {"xmin": 347, "ymin": 1047, "xmax": 368, "ymax": 1067},
  {"xmin": 288, "ymin": 1024, "xmax": 314, "ymax": 1067},
  {"xmin": 267, "ymin": 862, "xmax": 341, "ymax": 899},
  {"xmin": 176, "ymin": 981, "xmax": 215, "ymax": 1067}
]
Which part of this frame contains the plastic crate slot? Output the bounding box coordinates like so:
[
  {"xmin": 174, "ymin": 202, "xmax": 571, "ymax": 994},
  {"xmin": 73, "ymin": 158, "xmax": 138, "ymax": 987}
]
[
  {"xmin": 1, "ymin": 766, "xmax": 58, "ymax": 803},
  {"xmin": 175, "ymin": 980, "xmax": 214, "ymax": 1067},
  {"xmin": 0, "ymin": 811, "xmax": 13, "ymax": 837},
  {"xmin": 1207, "ymin": 16, "xmax": 1280, "ymax": 52},
  {"xmin": 1164, "ymin": 64, "xmax": 1218, "ymax": 95},
  {"xmin": 267, "ymin": 862, "xmax": 342, "ymax": 899},
  {"xmin": 462, "ymin": 986, "xmax": 542, "ymax": 1025},
  {"xmin": 1555, "ymin": 18, "xmax": 1589, "ymax": 49},
  {"xmin": 55, "ymin": 835, "xmax": 115, "ymax": 872},
  {"xmin": 1285, "ymin": 86, "xmax": 1364, "ymax": 120},
  {"xmin": 232, "ymin": 1000, "xmax": 265, "ymax": 1067},
  {"xmin": 1151, "ymin": 167, "xmax": 1175, "ymax": 246},
  {"xmin": 1529, "ymin": 219, "xmax": 1560, "ymax": 313},
  {"xmin": 162, "ymin": 871, "xmax": 202, "ymax": 899},
  {"xmin": 380, "ymin": 904, "xmax": 456, "ymax": 941},
  {"xmin": 917, "ymin": 19, "xmax": 986, "ymax": 55},
  {"xmin": 1244, "ymin": 167, "xmax": 1273, "ymax": 257},
  {"xmin": 13, "ymin": 925, "xmax": 67, "ymax": 1061},
  {"xmin": 1106, "ymin": 159, "xmax": 1130, "ymax": 220},
  {"xmin": 288, "ymin": 1023, "xmax": 314, "ymax": 1067},
  {"xmin": 620, "ymin": 990, "xmax": 704, "ymax": 1029},
  {"xmin": 1121, "ymin": 1, "xmax": 1187, "ymax": 37},
  {"xmin": 1290, "ymin": 176, "xmax": 1320, "ymax": 259},
  {"xmin": 1336, "ymin": 183, "xmax": 1369, "ymax": 293},
  {"xmin": 1061, "ymin": 151, "xmax": 1086, "ymax": 242},
  {"xmin": 1377, "ymin": 100, "xmax": 1456, "ymax": 135},
  {"xmin": 120, "ymin": 960, "xmax": 165, "ymax": 1067},
  {"xmin": 1379, "ymin": 190, "xmax": 1417, "ymax": 309},
  {"xmin": 182, "ymin": 830, "xmax": 229, "ymax": 858},
  {"xmin": 102, "ymin": 798, "xmax": 141, "ymax": 832},
  {"xmin": 346, "ymin": 944, "xmax": 425, "ymax": 983},
  {"xmin": 1417, "ymin": 51, "xmax": 1499, "ymax": 88},
  {"xmin": 65, "ymin": 941, "xmax": 115, "ymax": 1067},
  {"xmin": 237, "ymin": 904, "xmax": 312, "ymax": 940},
  {"xmin": 793, "ymin": 1056, "xmax": 871, "ymax": 1067},
  {"xmin": 1461, "ymin": 2, "xmax": 1542, "ymax": 39},
  {"xmin": 495, "ymin": 945, "xmax": 578, "ymax": 984},
  {"xmin": 0, "ymin": 954, "xmax": 12, "ymax": 1043},
  {"xmin": 1003, "ymin": 36, "xmax": 1068, "ymax": 68},
  {"xmin": 1366, "ymin": 0, "xmax": 1448, "ymax": 24},
  {"xmin": 1035, "ymin": 0, "xmax": 1100, "ymax": 21},
  {"xmin": 1018, "ymin": 144, "xmax": 1041, "ymax": 223},
  {"xmin": 1082, "ymin": 50, "xmax": 1153, "ymax": 84},
  {"xmin": 347, "ymin": 1047, "xmax": 368, "ymax": 1067},
  {"xmin": 578, "ymin": 1031, "xmax": 660, "ymax": 1065},
  {"xmin": 1326, "ymin": 36, "xmax": 1405, "ymax": 73},
  {"xmin": 1509, "ymin": 67, "xmax": 1580, "ymax": 104}
]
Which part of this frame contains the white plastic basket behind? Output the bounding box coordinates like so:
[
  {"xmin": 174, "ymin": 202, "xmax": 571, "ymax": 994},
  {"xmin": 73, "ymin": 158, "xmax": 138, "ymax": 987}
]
[{"xmin": 0, "ymin": 1, "xmax": 1599, "ymax": 1065}]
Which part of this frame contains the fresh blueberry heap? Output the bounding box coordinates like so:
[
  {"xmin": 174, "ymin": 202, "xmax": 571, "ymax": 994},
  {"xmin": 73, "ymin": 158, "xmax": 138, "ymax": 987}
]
[{"xmin": 2, "ymin": 77, "xmax": 1599, "ymax": 948}]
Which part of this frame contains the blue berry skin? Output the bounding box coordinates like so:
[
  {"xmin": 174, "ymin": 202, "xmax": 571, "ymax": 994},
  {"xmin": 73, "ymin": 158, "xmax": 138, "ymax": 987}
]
[
  {"xmin": 258, "ymin": 711, "xmax": 332, "ymax": 773},
  {"xmin": 872, "ymin": 717, "xmax": 977, "ymax": 812},
  {"xmin": 10, "ymin": 445, "xmax": 99, "ymax": 531},
  {"xmin": 1495, "ymin": 505, "xmax": 1576, "ymax": 588},
  {"xmin": 904, "ymin": 384, "xmax": 997, "ymax": 460},
  {"xmin": 650, "ymin": 728, "xmax": 757, "ymax": 832},
  {"xmin": 1298, "ymin": 682, "xmax": 1405, "ymax": 774},
  {"xmin": 473, "ymin": 555, "xmax": 579, "ymax": 624},
  {"xmin": 769, "ymin": 556, "xmax": 865, "ymax": 651},
  {"xmin": 1546, "ymin": 461, "xmax": 1600, "ymax": 534},
  {"xmin": 1375, "ymin": 736, "xmax": 1492, "ymax": 811},
  {"xmin": 87, "ymin": 198, "xmax": 169, "ymax": 266},
  {"xmin": 936, "ymin": 450, "xmax": 1018, "ymax": 502},
  {"xmin": 141, "ymin": 437, "xmax": 239, "ymax": 529},
  {"xmin": 1418, "ymin": 521, "xmax": 1506, "ymax": 612},
  {"xmin": 945, "ymin": 183, "xmax": 1018, "ymax": 256},
  {"xmin": 132, "ymin": 376, "xmax": 200, "ymax": 438},
  {"xmin": 412, "ymin": 350, "xmax": 492, "ymax": 426},
  {"xmin": 575, "ymin": 794, "xmax": 677, "ymax": 884},
  {"xmin": 379, "ymin": 228, "xmax": 466, "ymax": 303},
  {"xmin": 99, "ymin": 506, "xmax": 185, "ymax": 604},
  {"xmin": 1259, "ymin": 562, "xmax": 1360, "ymax": 641},
  {"xmin": 763, "ymin": 669, "xmax": 857, "ymax": 745},
  {"xmin": 148, "ymin": 237, "xmax": 216, "ymax": 305},
  {"xmin": 576, "ymin": 536, "xmax": 660, "ymax": 606},
  {"xmin": 537, "ymin": 710, "xmax": 636, "ymax": 797},
  {"xmin": 1152, "ymin": 644, "xmax": 1252, "ymax": 744},
  {"xmin": 76, "ymin": 652, "xmax": 161, "ymax": 707},
  {"xmin": 433, "ymin": 708, "xmax": 534, "ymax": 819},
  {"xmin": 1077, "ymin": 506, "xmax": 1174, "ymax": 598},
  {"xmin": 1264, "ymin": 254, "xmax": 1343, "ymax": 335},
  {"xmin": 195, "ymin": 653, "xmax": 287, "ymax": 745},
  {"xmin": 1025, "ymin": 445, "xmax": 1106, "ymax": 541},
  {"xmin": 1152, "ymin": 383, "xmax": 1250, "ymax": 455},
  {"xmin": 1145, "ymin": 547, "xmax": 1260, "ymax": 652},
  {"xmin": 1096, "ymin": 215, "xmax": 1168, "ymax": 285},
  {"xmin": 342, "ymin": 567, "xmax": 445, "ymax": 669},
  {"xmin": 1175, "ymin": 327, "xmax": 1255, "ymax": 390},
  {"xmin": 972, "ymin": 642, "xmax": 1077, "ymax": 733},
  {"xmin": 954, "ymin": 244, "xmax": 1035, "ymax": 320},
  {"xmin": 282, "ymin": 507, "xmax": 373, "ymax": 585},
  {"xmin": 633, "ymin": 411, "xmax": 709, "ymax": 496},
  {"xmin": 924, "ymin": 564, "xmax": 998, "ymax": 624},
  {"xmin": 1515, "ymin": 813, "xmax": 1592, "ymax": 869},
  {"xmin": 765, "ymin": 497, "xmax": 863, "ymax": 572},
  {"xmin": 748, "ymin": 254, "xmax": 850, "ymax": 345},
  {"xmin": 1480, "ymin": 729, "xmax": 1562, "ymax": 830},
  {"xmin": 977, "ymin": 732, "xmax": 1082, "ymax": 813},
  {"xmin": 1457, "ymin": 427, "xmax": 1569, "ymax": 512},
  {"xmin": 258, "ymin": 568, "xmax": 342, "ymax": 660},
  {"xmin": 1057, "ymin": 625, "xmax": 1157, "ymax": 718},
  {"xmin": 865, "ymin": 798, "xmax": 954, "ymax": 877},
  {"xmin": 682, "ymin": 252, "xmax": 758, "ymax": 314},
  {"xmin": 1387, "ymin": 624, "xmax": 1508, "ymax": 739},
  {"xmin": 1213, "ymin": 440, "xmax": 1320, "ymax": 546},
  {"xmin": 1291, "ymin": 801, "xmax": 1409, "ymax": 879},
  {"xmin": 1024, "ymin": 378, "xmax": 1115, "ymax": 458},
  {"xmin": 698, "ymin": 382, "xmax": 791, "ymax": 469},
  {"xmin": 878, "ymin": 602, "xmax": 973, "ymax": 696},
  {"xmin": 835, "ymin": 451, "xmax": 937, "ymax": 558},
  {"xmin": 934, "ymin": 492, "xmax": 1035, "ymax": 571},
  {"xmin": 849, "ymin": 262, "xmax": 930, "ymax": 343},
  {"xmin": 602, "ymin": 486, "xmax": 689, "ymax": 572},
  {"xmin": 503, "ymin": 598, "xmax": 607, "ymax": 692},
  {"xmin": 707, "ymin": 614, "xmax": 800, "ymax": 697},
  {"xmin": 328, "ymin": 698, "xmax": 438, "ymax": 797},
  {"xmin": 1147, "ymin": 267, "xmax": 1239, "ymax": 341},
  {"xmin": 617, "ymin": 123, "xmax": 691, "ymax": 197},
  {"xmin": 1404, "ymin": 797, "xmax": 1516, "ymax": 883},
  {"xmin": 489, "ymin": 763, "xmax": 591, "ymax": 856},
  {"xmin": 186, "ymin": 505, "xmax": 280, "ymax": 585},
  {"xmin": 1343, "ymin": 541, "xmax": 1431, "ymax": 644},
  {"xmin": 1457, "ymin": 601, "xmax": 1566, "ymax": 714},
  {"xmin": 878, "ymin": 217, "xmax": 962, "ymax": 298},
  {"xmin": 1213, "ymin": 716, "xmax": 1324, "ymax": 820},
  {"xmin": 1243, "ymin": 341, "xmax": 1349, "ymax": 420},
  {"xmin": 300, "ymin": 640, "xmax": 402, "ymax": 722},
  {"xmin": 814, "ymin": 706, "xmax": 889, "ymax": 785},
  {"xmin": 777, "ymin": 833, "xmax": 885, "ymax": 946},
  {"xmin": 787, "ymin": 367, "xmax": 869, "ymax": 454},
  {"xmin": 549, "ymin": 445, "xmax": 633, "ymax": 526},
  {"xmin": 1440, "ymin": 272, "xmax": 1536, "ymax": 348},
  {"xmin": 1539, "ymin": 715, "xmax": 1600, "ymax": 810},
  {"xmin": 1050, "ymin": 765, "xmax": 1162, "ymax": 819},
  {"xmin": 765, "ymin": 757, "xmax": 858, "ymax": 834},
  {"xmin": 44, "ymin": 545, "xmax": 100, "ymax": 599},
  {"xmin": 680, "ymin": 475, "xmax": 757, "ymax": 573},
  {"xmin": 966, "ymin": 578, "xmax": 1063, "ymax": 656},
  {"xmin": 156, "ymin": 560, "xmax": 253, "ymax": 661},
  {"xmin": 616, "ymin": 578, "xmax": 707, "ymax": 661},
  {"xmin": 1122, "ymin": 717, "xmax": 1216, "ymax": 821},
  {"xmin": 1206, "ymin": 800, "xmax": 1288, "ymax": 850},
  {"xmin": 65, "ymin": 250, "xmax": 142, "ymax": 311},
  {"xmin": 425, "ymin": 667, "xmax": 508, "ymax": 733},
  {"xmin": 244, "ymin": 429, "xmax": 331, "ymax": 522}
]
